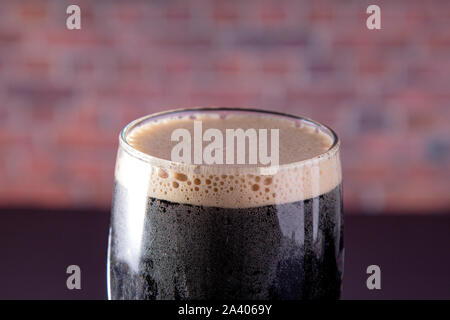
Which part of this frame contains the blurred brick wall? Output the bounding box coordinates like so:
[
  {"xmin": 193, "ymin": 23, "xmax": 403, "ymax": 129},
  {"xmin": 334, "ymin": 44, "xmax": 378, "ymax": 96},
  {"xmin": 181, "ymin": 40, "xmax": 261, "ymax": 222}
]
[{"xmin": 0, "ymin": 0, "xmax": 449, "ymax": 213}]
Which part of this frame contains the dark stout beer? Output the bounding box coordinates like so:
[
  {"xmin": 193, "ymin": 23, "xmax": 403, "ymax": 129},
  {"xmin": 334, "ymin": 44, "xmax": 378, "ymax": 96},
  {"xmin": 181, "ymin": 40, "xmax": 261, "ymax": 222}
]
[{"xmin": 108, "ymin": 109, "xmax": 343, "ymax": 300}]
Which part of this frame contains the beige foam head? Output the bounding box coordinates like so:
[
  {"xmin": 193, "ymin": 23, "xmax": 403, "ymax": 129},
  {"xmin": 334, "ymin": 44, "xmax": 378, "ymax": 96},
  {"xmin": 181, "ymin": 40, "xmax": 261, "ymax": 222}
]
[{"xmin": 116, "ymin": 109, "xmax": 341, "ymax": 208}]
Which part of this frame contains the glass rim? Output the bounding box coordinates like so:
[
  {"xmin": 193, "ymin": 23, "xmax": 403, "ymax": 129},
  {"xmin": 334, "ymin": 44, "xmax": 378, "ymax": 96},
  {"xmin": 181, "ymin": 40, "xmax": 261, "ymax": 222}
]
[{"xmin": 119, "ymin": 107, "xmax": 340, "ymax": 174}]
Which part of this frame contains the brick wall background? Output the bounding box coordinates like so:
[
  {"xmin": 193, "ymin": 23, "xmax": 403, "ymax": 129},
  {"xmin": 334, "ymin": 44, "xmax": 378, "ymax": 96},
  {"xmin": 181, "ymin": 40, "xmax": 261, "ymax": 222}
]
[{"xmin": 0, "ymin": 0, "xmax": 449, "ymax": 214}]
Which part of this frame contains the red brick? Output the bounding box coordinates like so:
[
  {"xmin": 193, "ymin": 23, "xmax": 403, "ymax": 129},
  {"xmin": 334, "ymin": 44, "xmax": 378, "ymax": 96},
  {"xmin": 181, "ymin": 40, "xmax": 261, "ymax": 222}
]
[
  {"xmin": 7, "ymin": 83, "xmax": 75, "ymax": 106},
  {"xmin": 154, "ymin": 34, "xmax": 212, "ymax": 47},
  {"xmin": 17, "ymin": 2, "xmax": 48, "ymax": 21},
  {"xmin": 96, "ymin": 84, "xmax": 164, "ymax": 101},
  {"xmin": 0, "ymin": 130, "xmax": 30, "ymax": 145},
  {"xmin": 72, "ymin": 59, "xmax": 95, "ymax": 76},
  {"xmin": 114, "ymin": 3, "xmax": 145, "ymax": 22},
  {"xmin": 406, "ymin": 110, "xmax": 439, "ymax": 132},
  {"xmin": 384, "ymin": 180, "xmax": 450, "ymax": 213},
  {"xmin": 429, "ymin": 34, "xmax": 450, "ymax": 49},
  {"xmin": 309, "ymin": 3, "xmax": 334, "ymax": 24},
  {"xmin": 260, "ymin": 6, "xmax": 287, "ymax": 24},
  {"xmin": 262, "ymin": 60, "xmax": 289, "ymax": 75},
  {"xmin": 383, "ymin": 88, "xmax": 435, "ymax": 111},
  {"xmin": 213, "ymin": 4, "xmax": 239, "ymax": 23},
  {"xmin": 166, "ymin": 4, "xmax": 190, "ymax": 21},
  {"xmin": 56, "ymin": 126, "xmax": 114, "ymax": 148},
  {"xmin": 0, "ymin": 31, "xmax": 22, "ymax": 45},
  {"xmin": 214, "ymin": 59, "xmax": 241, "ymax": 75},
  {"xmin": 116, "ymin": 58, "xmax": 143, "ymax": 78},
  {"xmin": 31, "ymin": 105, "xmax": 55, "ymax": 122},
  {"xmin": 357, "ymin": 56, "xmax": 387, "ymax": 76},
  {"xmin": 46, "ymin": 31, "xmax": 114, "ymax": 47},
  {"xmin": 405, "ymin": 5, "xmax": 431, "ymax": 26},
  {"xmin": 23, "ymin": 58, "xmax": 51, "ymax": 75},
  {"xmin": 190, "ymin": 89, "xmax": 259, "ymax": 107},
  {"xmin": 166, "ymin": 57, "xmax": 191, "ymax": 74},
  {"xmin": 287, "ymin": 87, "xmax": 354, "ymax": 105},
  {"xmin": 308, "ymin": 61, "xmax": 336, "ymax": 75}
]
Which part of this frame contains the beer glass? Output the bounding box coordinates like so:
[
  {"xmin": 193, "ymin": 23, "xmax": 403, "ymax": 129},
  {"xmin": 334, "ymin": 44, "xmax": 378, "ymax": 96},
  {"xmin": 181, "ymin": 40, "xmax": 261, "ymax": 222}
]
[{"xmin": 107, "ymin": 108, "xmax": 343, "ymax": 300}]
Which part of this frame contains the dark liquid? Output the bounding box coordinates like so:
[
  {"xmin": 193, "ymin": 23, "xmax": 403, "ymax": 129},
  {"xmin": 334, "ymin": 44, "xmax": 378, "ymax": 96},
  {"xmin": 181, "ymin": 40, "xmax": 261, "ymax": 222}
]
[{"xmin": 109, "ymin": 183, "xmax": 343, "ymax": 300}]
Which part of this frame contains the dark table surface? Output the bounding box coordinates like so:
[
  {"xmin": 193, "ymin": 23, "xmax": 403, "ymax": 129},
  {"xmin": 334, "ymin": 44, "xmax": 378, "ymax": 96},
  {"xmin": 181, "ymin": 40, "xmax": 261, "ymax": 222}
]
[{"xmin": 0, "ymin": 208, "xmax": 449, "ymax": 300}]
